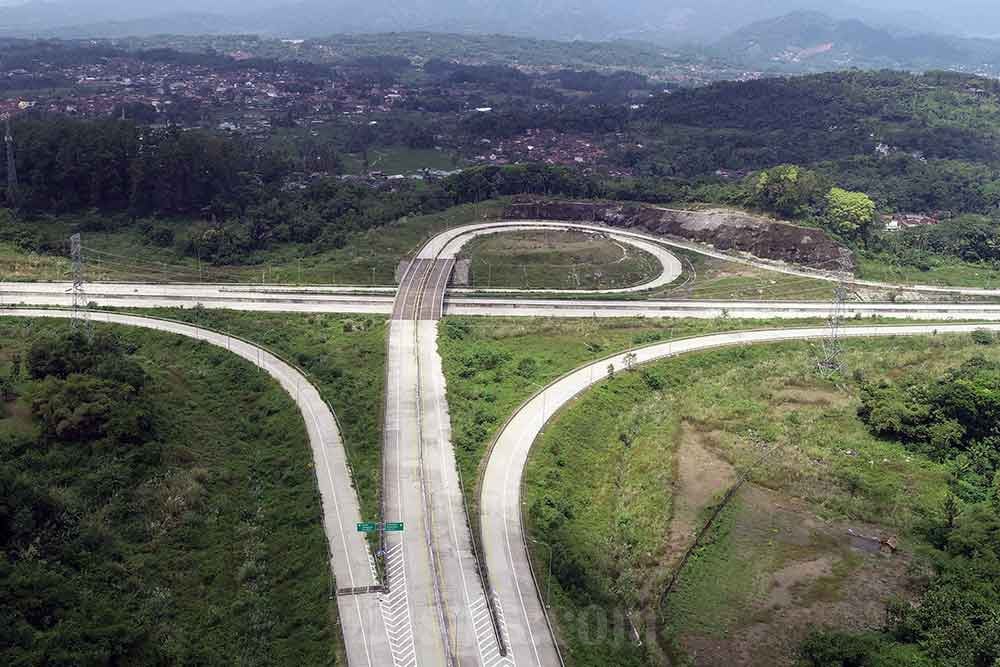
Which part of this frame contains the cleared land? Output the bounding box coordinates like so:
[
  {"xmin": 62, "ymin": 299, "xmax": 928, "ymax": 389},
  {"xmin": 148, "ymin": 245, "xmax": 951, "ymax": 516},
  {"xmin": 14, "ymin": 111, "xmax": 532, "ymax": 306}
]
[
  {"xmin": 457, "ymin": 229, "xmax": 662, "ymax": 290},
  {"xmin": 520, "ymin": 334, "xmax": 994, "ymax": 666},
  {"xmin": 0, "ymin": 318, "xmax": 343, "ymax": 665}
]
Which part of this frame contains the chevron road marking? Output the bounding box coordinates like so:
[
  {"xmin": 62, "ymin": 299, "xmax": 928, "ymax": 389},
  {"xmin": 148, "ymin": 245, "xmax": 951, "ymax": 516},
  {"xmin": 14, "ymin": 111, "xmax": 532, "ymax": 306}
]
[
  {"xmin": 379, "ymin": 542, "xmax": 417, "ymax": 667},
  {"xmin": 470, "ymin": 593, "xmax": 515, "ymax": 667}
]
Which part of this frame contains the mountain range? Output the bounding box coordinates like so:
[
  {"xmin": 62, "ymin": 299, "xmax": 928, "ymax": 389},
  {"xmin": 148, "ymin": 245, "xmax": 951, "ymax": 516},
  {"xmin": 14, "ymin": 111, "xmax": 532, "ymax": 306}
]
[
  {"xmin": 3, "ymin": 1, "xmax": 1000, "ymax": 75},
  {"xmin": 0, "ymin": 0, "xmax": 982, "ymax": 44},
  {"xmin": 714, "ymin": 11, "xmax": 1000, "ymax": 71}
]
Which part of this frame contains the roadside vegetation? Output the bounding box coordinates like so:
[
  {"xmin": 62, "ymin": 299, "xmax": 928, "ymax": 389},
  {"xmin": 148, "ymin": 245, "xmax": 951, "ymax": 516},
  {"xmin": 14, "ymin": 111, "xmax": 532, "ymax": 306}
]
[
  {"xmin": 0, "ymin": 202, "xmax": 505, "ymax": 285},
  {"xmin": 519, "ymin": 333, "xmax": 1000, "ymax": 666},
  {"xmin": 0, "ymin": 319, "xmax": 342, "ymax": 665},
  {"xmin": 129, "ymin": 308, "xmax": 387, "ymax": 524},
  {"xmin": 438, "ymin": 316, "xmax": 841, "ymax": 520},
  {"xmin": 662, "ymin": 248, "xmax": 835, "ymax": 302}
]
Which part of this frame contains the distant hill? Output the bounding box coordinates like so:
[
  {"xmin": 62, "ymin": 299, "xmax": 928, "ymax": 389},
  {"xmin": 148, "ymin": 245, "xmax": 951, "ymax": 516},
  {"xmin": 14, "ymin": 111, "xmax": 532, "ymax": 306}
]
[
  {"xmin": 7, "ymin": 0, "xmax": 1000, "ymax": 77},
  {"xmin": 0, "ymin": 0, "xmax": 957, "ymax": 46},
  {"xmin": 716, "ymin": 11, "xmax": 1000, "ymax": 72}
]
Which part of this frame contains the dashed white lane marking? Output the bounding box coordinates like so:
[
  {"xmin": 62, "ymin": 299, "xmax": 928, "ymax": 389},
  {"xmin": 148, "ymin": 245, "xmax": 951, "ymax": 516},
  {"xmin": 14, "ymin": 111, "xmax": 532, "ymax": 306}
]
[
  {"xmin": 470, "ymin": 593, "xmax": 515, "ymax": 667},
  {"xmin": 379, "ymin": 543, "xmax": 417, "ymax": 667}
]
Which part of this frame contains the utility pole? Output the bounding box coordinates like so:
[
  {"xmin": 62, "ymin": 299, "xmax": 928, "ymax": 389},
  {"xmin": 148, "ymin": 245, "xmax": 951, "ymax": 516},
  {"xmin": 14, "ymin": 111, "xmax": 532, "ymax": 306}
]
[
  {"xmin": 4, "ymin": 114, "xmax": 18, "ymax": 208},
  {"xmin": 818, "ymin": 282, "xmax": 847, "ymax": 373}
]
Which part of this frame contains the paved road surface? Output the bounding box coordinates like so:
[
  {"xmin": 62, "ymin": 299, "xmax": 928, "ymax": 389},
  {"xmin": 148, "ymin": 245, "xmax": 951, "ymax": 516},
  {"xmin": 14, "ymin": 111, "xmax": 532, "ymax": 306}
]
[
  {"xmin": 0, "ymin": 310, "xmax": 392, "ymax": 667},
  {"xmin": 480, "ymin": 322, "xmax": 1000, "ymax": 666},
  {"xmin": 384, "ymin": 229, "xmax": 511, "ymax": 667},
  {"xmin": 383, "ymin": 318, "xmax": 443, "ymax": 666},
  {"xmin": 10, "ymin": 282, "xmax": 1000, "ymax": 322}
]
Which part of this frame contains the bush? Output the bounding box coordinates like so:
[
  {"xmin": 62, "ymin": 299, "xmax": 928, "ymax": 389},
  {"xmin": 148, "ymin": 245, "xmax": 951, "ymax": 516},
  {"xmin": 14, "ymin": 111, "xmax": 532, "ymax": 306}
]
[
  {"xmin": 640, "ymin": 367, "xmax": 667, "ymax": 391},
  {"xmin": 972, "ymin": 328, "xmax": 995, "ymax": 345},
  {"xmin": 140, "ymin": 222, "xmax": 176, "ymax": 247},
  {"xmin": 800, "ymin": 631, "xmax": 884, "ymax": 666},
  {"xmin": 800, "ymin": 631, "xmax": 933, "ymax": 667},
  {"xmin": 516, "ymin": 357, "xmax": 538, "ymax": 379}
]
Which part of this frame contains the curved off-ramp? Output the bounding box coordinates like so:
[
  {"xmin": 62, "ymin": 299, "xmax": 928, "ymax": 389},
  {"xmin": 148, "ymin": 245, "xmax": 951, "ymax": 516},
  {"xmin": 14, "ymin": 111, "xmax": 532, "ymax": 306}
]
[
  {"xmin": 480, "ymin": 322, "xmax": 1000, "ymax": 666},
  {"xmin": 0, "ymin": 310, "xmax": 391, "ymax": 667},
  {"xmin": 431, "ymin": 221, "xmax": 683, "ymax": 294}
]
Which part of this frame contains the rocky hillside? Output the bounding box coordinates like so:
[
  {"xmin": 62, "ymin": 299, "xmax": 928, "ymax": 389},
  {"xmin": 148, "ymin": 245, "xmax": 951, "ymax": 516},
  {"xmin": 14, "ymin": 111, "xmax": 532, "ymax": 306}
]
[{"xmin": 504, "ymin": 198, "xmax": 856, "ymax": 272}]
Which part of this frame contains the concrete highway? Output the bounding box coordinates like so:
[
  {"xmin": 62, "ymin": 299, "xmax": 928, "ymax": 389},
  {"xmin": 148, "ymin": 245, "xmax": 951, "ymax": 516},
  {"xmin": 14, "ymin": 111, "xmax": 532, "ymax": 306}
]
[
  {"xmin": 383, "ymin": 238, "xmax": 510, "ymax": 666},
  {"xmin": 0, "ymin": 309, "xmax": 393, "ymax": 667},
  {"xmin": 10, "ymin": 281, "xmax": 1000, "ymax": 321},
  {"xmin": 480, "ymin": 322, "xmax": 1000, "ymax": 666},
  {"xmin": 13, "ymin": 221, "xmax": 1000, "ymax": 666}
]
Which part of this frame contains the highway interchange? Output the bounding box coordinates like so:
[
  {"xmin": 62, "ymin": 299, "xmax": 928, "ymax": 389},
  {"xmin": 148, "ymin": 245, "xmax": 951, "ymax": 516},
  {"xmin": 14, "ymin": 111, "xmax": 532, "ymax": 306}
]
[{"xmin": 6, "ymin": 220, "xmax": 1000, "ymax": 666}]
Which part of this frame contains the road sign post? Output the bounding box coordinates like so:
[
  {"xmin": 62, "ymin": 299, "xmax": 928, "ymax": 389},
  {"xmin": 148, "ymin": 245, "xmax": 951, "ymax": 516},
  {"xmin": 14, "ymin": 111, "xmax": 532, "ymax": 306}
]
[
  {"xmin": 356, "ymin": 522, "xmax": 379, "ymax": 533},
  {"xmin": 384, "ymin": 522, "xmax": 404, "ymax": 532}
]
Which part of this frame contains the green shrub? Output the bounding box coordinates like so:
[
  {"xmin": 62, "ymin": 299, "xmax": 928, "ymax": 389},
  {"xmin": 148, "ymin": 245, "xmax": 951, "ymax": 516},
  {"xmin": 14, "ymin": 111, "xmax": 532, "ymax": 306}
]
[{"xmin": 972, "ymin": 328, "xmax": 996, "ymax": 345}]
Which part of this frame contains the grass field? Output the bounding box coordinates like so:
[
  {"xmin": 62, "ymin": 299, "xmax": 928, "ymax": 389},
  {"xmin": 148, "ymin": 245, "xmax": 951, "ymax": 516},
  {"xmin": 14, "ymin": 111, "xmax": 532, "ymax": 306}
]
[
  {"xmin": 341, "ymin": 146, "xmax": 462, "ymax": 175},
  {"xmin": 0, "ymin": 242, "xmax": 70, "ymax": 282},
  {"xmin": 520, "ymin": 333, "xmax": 996, "ymax": 666},
  {"xmin": 458, "ymin": 229, "xmax": 662, "ymax": 290},
  {"xmin": 0, "ymin": 318, "xmax": 343, "ymax": 665},
  {"xmin": 858, "ymin": 253, "xmax": 1000, "ymax": 289}
]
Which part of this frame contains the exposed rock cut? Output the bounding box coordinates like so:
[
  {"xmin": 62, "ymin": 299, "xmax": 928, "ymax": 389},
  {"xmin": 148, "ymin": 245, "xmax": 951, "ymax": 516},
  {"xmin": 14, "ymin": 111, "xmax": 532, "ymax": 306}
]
[{"xmin": 503, "ymin": 198, "xmax": 855, "ymax": 272}]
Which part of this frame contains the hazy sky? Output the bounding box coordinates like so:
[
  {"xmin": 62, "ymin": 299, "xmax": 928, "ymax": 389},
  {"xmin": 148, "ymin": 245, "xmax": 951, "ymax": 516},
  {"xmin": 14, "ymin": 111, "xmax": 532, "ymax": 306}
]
[{"xmin": 2, "ymin": 0, "xmax": 1000, "ymax": 39}]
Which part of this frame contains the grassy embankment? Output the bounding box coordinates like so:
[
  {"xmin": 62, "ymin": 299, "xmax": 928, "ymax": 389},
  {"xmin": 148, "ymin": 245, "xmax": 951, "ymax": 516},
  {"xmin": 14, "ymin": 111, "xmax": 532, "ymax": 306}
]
[
  {"xmin": 663, "ymin": 248, "xmax": 835, "ymax": 302},
  {"xmin": 130, "ymin": 309, "xmax": 388, "ymax": 525},
  {"xmin": 521, "ymin": 333, "xmax": 996, "ymax": 666},
  {"xmin": 457, "ymin": 229, "xmax": 662, "ymax": 290},
  {"xmin": 0, "ymin": 318, "xmax": 344, "ymax": 665},
  {"xmin": 0, "ymin": 201, "xmax": 506, "ymax": 285},
  {"xmin": 440, "ymin": 316, "xmax": 840, "ymax": 523},
  {"xmin": 858, "ymin": 253, "xmax": 1000, "ymax": 289}
]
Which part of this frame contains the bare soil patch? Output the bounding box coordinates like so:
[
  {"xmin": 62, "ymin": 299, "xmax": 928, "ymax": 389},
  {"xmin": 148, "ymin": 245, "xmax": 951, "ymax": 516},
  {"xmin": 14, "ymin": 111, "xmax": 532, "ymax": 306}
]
[
  {"xmin": 681, "ymin": 484, "xmax": 914, "ymax": 667},
  {"xmin": 772, "ymin": 386, "xmax": 847, "ymax": 415},
  {"xmin": 665, "ymin": 422, "xmax": 738, "ymax": 568}
]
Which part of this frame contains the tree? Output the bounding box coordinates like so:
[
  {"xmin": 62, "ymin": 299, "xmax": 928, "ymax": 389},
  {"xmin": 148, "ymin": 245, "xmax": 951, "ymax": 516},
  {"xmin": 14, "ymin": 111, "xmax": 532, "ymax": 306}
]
[
  {"xmin": 825, "ymin": 187, "xmax": 876, "ymax": 238},
  {"xmin": 746, "ymin": 164, "xmax": 828, "ymax": 219}
]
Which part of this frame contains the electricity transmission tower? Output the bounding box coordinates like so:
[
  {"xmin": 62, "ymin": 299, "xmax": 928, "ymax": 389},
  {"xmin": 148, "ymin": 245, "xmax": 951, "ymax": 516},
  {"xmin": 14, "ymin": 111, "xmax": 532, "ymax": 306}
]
[
  {"xmin": 69, "ymin": 234, "xmax": 90, "ymax": 334},
  {"xmin": 3, "ymin": 114, "xmax": 17, "ymax": 207},
  {"xmin": 817, "ymin": 282, "xmax": 848, "ymax": 373}
]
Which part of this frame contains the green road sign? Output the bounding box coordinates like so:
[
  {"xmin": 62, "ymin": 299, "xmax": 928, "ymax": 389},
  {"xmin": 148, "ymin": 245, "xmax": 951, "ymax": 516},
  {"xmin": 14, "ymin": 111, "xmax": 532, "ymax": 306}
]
[
  {"xmin": 384, "ymin": 522, "xmax": 404, "ymax": 532},
  {"xmin": 356, "ymin": 522, "xmax": 379, "ymax": 533}
]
